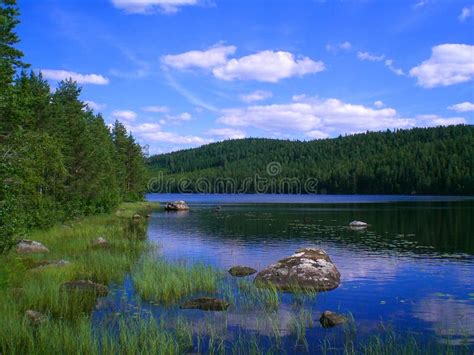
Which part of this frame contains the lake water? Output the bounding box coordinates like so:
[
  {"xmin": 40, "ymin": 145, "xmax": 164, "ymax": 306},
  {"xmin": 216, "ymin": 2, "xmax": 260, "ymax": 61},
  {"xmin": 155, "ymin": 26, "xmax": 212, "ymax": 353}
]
[{"xmin": 97, "ymin": 194, "xmax": 474, "ymax": 353}]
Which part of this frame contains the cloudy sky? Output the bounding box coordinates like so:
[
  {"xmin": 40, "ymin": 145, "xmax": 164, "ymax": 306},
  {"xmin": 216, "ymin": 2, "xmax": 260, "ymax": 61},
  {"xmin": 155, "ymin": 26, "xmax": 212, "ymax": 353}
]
[{"xmin": 19, "ymin": 0, "xmax": 474, "ymax": 153}]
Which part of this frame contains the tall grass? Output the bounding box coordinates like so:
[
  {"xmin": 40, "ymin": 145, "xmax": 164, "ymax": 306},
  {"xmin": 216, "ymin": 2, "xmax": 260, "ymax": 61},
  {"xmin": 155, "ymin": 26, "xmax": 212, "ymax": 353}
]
[{"xmin": 132, "ymin": 254, "xmax": 221, "ymax": 304}]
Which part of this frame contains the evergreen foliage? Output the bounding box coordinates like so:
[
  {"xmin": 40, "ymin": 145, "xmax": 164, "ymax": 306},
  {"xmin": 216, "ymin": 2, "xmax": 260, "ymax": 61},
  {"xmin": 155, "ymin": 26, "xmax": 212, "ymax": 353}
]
[
  {"xmin": 0, "ymin": 1, "xmax": 147, "ymax": 253},
  {"xmin": 147, "ymin": 125, "xmax": 474, "ymax": 195}
]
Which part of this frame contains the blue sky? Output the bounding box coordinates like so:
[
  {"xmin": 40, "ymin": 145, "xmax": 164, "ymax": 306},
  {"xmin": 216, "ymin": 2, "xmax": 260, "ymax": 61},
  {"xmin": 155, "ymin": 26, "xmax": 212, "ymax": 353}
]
[{"xmin": 18, "ymin": 0, "xmax": 474, "ymax": 153}]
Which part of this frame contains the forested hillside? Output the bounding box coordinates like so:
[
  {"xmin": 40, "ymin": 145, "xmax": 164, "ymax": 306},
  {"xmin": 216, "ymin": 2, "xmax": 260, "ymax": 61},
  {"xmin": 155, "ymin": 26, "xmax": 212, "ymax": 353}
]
[
  {"xmin": 0, "ymin": 1, "xmax": 147, "ymax": 252},
  {"xmin": 147, "ymin": 125, "xmax": 474, "ymax": 195}
]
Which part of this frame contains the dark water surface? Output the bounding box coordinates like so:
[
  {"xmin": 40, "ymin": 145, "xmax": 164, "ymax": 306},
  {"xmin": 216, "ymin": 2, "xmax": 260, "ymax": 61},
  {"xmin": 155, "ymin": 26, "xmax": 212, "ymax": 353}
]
[{"xmin": 97, "ymin": 194, "xmax": 474, "ymax": 353}]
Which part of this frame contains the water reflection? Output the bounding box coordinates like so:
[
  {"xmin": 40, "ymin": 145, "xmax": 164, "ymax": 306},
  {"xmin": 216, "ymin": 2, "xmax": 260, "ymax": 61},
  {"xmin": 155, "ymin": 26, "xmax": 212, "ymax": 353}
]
[{"xmin": 94, "ymin": 196, "xmax": 474, "ymax": 351}]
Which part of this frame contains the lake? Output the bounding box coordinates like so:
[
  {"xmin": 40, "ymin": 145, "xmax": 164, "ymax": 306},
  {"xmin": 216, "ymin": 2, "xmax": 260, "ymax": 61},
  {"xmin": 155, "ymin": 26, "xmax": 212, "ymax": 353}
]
[{"xmin": 96, "ymin": 194, "xmax": 474, "ymax": 353}]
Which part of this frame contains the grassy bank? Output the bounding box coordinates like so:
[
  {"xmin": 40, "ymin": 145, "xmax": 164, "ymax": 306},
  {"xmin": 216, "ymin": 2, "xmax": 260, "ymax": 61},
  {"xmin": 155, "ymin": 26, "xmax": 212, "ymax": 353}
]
[{"xmin": 0, "ymin": 202, "xmax": 179, "ymax": 354}]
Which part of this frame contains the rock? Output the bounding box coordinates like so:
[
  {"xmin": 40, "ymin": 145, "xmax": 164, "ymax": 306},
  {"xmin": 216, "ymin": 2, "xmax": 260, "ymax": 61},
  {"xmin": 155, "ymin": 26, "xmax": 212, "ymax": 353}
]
[
  {"xmin": 228, "ymin": 266, "xmax": 257, "ymax": 277},
  {"xmin": 164, "ymin": 201, "xmax": 189, "ymax": 211},
  {"xmin": 254, "ymin": 247, "xmax": 341, "ymax": 291},
  {"xmin": 180, "ymin": 297, "xmax": 229, "ymax": 311},
  {"xmin": 60, "ymin": 280, "xmax": 108, "ymax": 297},
  {"xmin": 319, "ymin": 311, "xmax": 347, "ymax": 328},
  {"xmin": 214, "ymin": 205, "xmax": 222, "ymax": 212},
  {"xmin": 91, "ymin": 237, "xmax": 108, "ymax": 248},
  {"xmin": 146, "ymin": 214, "xmax": 151, "ymax": 218},
  {"xmin": 25, "ymin": 310, "xmax": 47, "ymax": 326},
  {"xmin": 31, "ymin": 260, "xmax": 71, "ymax": 270},
  {"xmin": 16, "ymin": 239, "xmax": 49, "ymax": 254},
  {"xmin": 349, "ymin": 220, "xmax": 368, "ymax": 227},
  {"xmin": 132, "ymin": 214, "xmax": 142, "ymax": 220}
]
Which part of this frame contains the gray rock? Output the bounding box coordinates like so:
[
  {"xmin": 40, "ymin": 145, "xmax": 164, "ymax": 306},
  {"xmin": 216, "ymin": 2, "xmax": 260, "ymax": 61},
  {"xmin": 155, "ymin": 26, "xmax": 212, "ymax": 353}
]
[
  {"xmin": 91, "ymin": 237, "xmax": 108, "ymax": 248},
  {"xmin": 164, "ymin": 201, "xmax": 190, "ymax": 211},
  {"xmin": 16, "ymin": 240, "xmax": 49, "ymax": 254},
  {"xmin": 228, "ymin": 266, "xmax": 257, "ymax": 277},
  {"xmin": 180, "ymin": 297, "xmax": 229, "ymax": 311},
  {"xmin": 32, "ymin": 260, "xmax": 71, "ymax": 270},
  {"xmin": 132, "ymin": 214, "xmax": 142, "ymax": 220},
  {"xmin": 349, "ymin": 220, "xmax": 368, "ymax": 227},
  {"xmin": 25, "ymin": 310, "xmax": 47, "ymax": 326},
  {"xmin": 60, "ymin": 280, "xmax": 108, "ymax": 297},
  {"xmin": 319, "ymin": 310, "xmax": 347, "ymax": 328},
  {"xmin": 254, "ymin": 247, "xmax": 341, "ymax": 291}
]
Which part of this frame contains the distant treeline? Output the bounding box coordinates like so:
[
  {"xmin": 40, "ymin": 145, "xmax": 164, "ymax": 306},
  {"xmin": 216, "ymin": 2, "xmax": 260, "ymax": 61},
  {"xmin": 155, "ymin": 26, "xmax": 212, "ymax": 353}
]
[
  {"xmin": 147, "ymin": 125, "xmax": 474, "ymax": 195},
  {"xmin": 0, "ymin": 1, "xmax": 147, "ymax": 252}
]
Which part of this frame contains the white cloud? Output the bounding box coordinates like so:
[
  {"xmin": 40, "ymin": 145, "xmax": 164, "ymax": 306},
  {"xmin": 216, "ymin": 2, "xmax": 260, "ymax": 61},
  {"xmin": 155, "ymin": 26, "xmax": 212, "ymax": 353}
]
[
  {"xmin": 384, "ymin": 59, "xmax": 405, "ymax": 76},
  {"xmin": 340, "ymin": 41, "xmax": 352, "ymax": 50},
  {"xmin": 163, "ymin": 45, "xmax": 324, "ymax": 83},
  {"xmin": 142, "ymin": 105, "xmax": 169, "ymax": 113},
  {"xmin": 217, "ymin": 96, "xmax": 413, "ymax": 135},
  {"xmin": 111, "ymin": 110, "xmax": 138, "ymax": 121},
  {"xmin": 373, "ymin": 100, "xmax": 385, "ymax": 108},
  {"xmin": 448, "ymin": 101, "xmax": 474, "ymax": 112},
  {"xmin": 167, "ymin": 112, "xmax": 192, "ymax": 121},
  {"xmin": 206, "ymin": 128, "xmax": 246, "ymax": 139},
  {"xmin": 84, "ymin": 100, "xmax": 107, "ymax": 111},
  {"xmin": 161, "ymin": 44, "xmax": 236, "ymax": 70},
  {"xmin": 416, "ymin": 114, "xmax": 467, "ymax": 126},
  {"xmin": 459, "ymin": 5, "xmax": 474, "ymax": 21},
  {"xmin": 128, "ymin": 122, "xmax": 162, "ymax": 133},
  {"xmin": 358, "ymin": 52, "xmax": 405, "ymax": 76},
  {"xmin": 305, "ymin": 130, "xmax": 329, "ymax": 139},
  {"xmin": 414, "ymin": 0, "xmax": 429, "ymax": 9},
  {"xmin": 239, "ymin": 90, "xmax": 273, "ymax": 103},
  {"xmin": 110, "ymin": 0, "xmax": 199, "ymax": 14},
  {"xmin": 326, "ymin": 41, "xmax": 352, "ymax": 53},
  {"xmin": 213, "ymin": 50, "xmax": 324, "ymax": 82},
  {"xmin": 41, "ymin": 69, "xmax": 109, "ymax": 85},
  {"xmin": 357, "ymin": 51, "xmax": 385, "ymax": 62},
  {"xmin": 141, "ymin": 130, "xmax": 211, "ymax": 144},
  {"xmin": 409, "ymin": 44, "xmax": 474, "ymax": 88}
]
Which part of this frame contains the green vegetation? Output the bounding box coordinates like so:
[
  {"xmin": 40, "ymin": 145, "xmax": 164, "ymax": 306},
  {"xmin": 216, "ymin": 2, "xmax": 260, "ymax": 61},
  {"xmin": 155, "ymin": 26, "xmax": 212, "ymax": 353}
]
[
  {"xmin": 0, "ymin": 1, "xmax": 148, "ymax": 253},
  {"xmin": 0, "ymin": 202, "xmax": 165, "ymax": 354},
  {"xmin": 148, "ymin": 125, "xmax": 474, "ymax": 195},
  {"xmin": 132, "ymin": 255, "xmax": 221, "ymax": 304}
]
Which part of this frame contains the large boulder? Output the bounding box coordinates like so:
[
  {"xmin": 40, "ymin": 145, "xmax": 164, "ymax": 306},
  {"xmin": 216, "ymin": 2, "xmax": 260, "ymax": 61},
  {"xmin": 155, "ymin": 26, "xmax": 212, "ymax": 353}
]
[
  {"xmin": 60, "ymin": 280, "xmax": 108, "ymax": 297},
  {"xmin": 228, "ymin": 266, "xmax": 257, "ymax": 277},
  {"xmin": 16, "ymin": 240, "xmax": 49, "ymax": 254},
  {"xmin": 254, "ymin": 248, "xmax": 341, "ymax": 291},
  {"xmin": 164, "ymin": 201, "xmax": 189, "ymax": 211},
  {"xmin": 180, "ymin": 297, "xmax": 229, "ymax": 311}
]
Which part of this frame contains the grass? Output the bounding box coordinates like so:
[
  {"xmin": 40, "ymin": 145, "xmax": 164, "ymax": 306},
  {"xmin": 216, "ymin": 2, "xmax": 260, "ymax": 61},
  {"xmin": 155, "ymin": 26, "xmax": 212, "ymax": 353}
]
[
  {"xmin": 0, "ymin": 201, "xmax": 159, "ymax": 354},
  {"xmin": 132, "ymin": 254, "xmax": 222, "ymax": 304}
]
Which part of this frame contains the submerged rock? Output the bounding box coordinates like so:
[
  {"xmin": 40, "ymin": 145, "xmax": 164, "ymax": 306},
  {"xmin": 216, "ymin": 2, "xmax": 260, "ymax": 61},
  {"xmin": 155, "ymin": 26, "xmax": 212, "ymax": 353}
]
[
  {"xmin": 60, "ymin": 280, "xmax": 108, "ymax": 297},
  {"xmin": 25, "ymin": 310, "xmax": 47, "ymax": 326},
  {"xmin": 349, "ymin": 220, "xmax": 368, "ymax": 227},
  {"xmin": 180, "ymin": 297, "xmax": 229, "ymax": 311},
  {"xmin": 164, "ymin": 201, "xmax": 189, "ymax": 211},
  {"xmin": 228, "ymin": 266, "xmax": 257, "ymax": 277},
  {"xmin": 319, "ymin": 310, "xmax": 347, "ymax": 328},
  {"xmin": 16, "ymin": 240, "xmax": 49, "ymax": 254},
  {"xmin": 254, "ymin": 247, "xmax": 341, "ymax": 291}
]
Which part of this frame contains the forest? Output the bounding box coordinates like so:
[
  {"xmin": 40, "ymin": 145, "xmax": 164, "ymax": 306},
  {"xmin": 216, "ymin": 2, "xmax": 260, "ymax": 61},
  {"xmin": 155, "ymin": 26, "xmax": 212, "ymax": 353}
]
[
  {"xmin": 0, "ymin": 0, "xmax": 147, "ymax": 253},
  {"xmin": 147, "ymin": 125, "xmax": 474, "ymax": 195}
]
